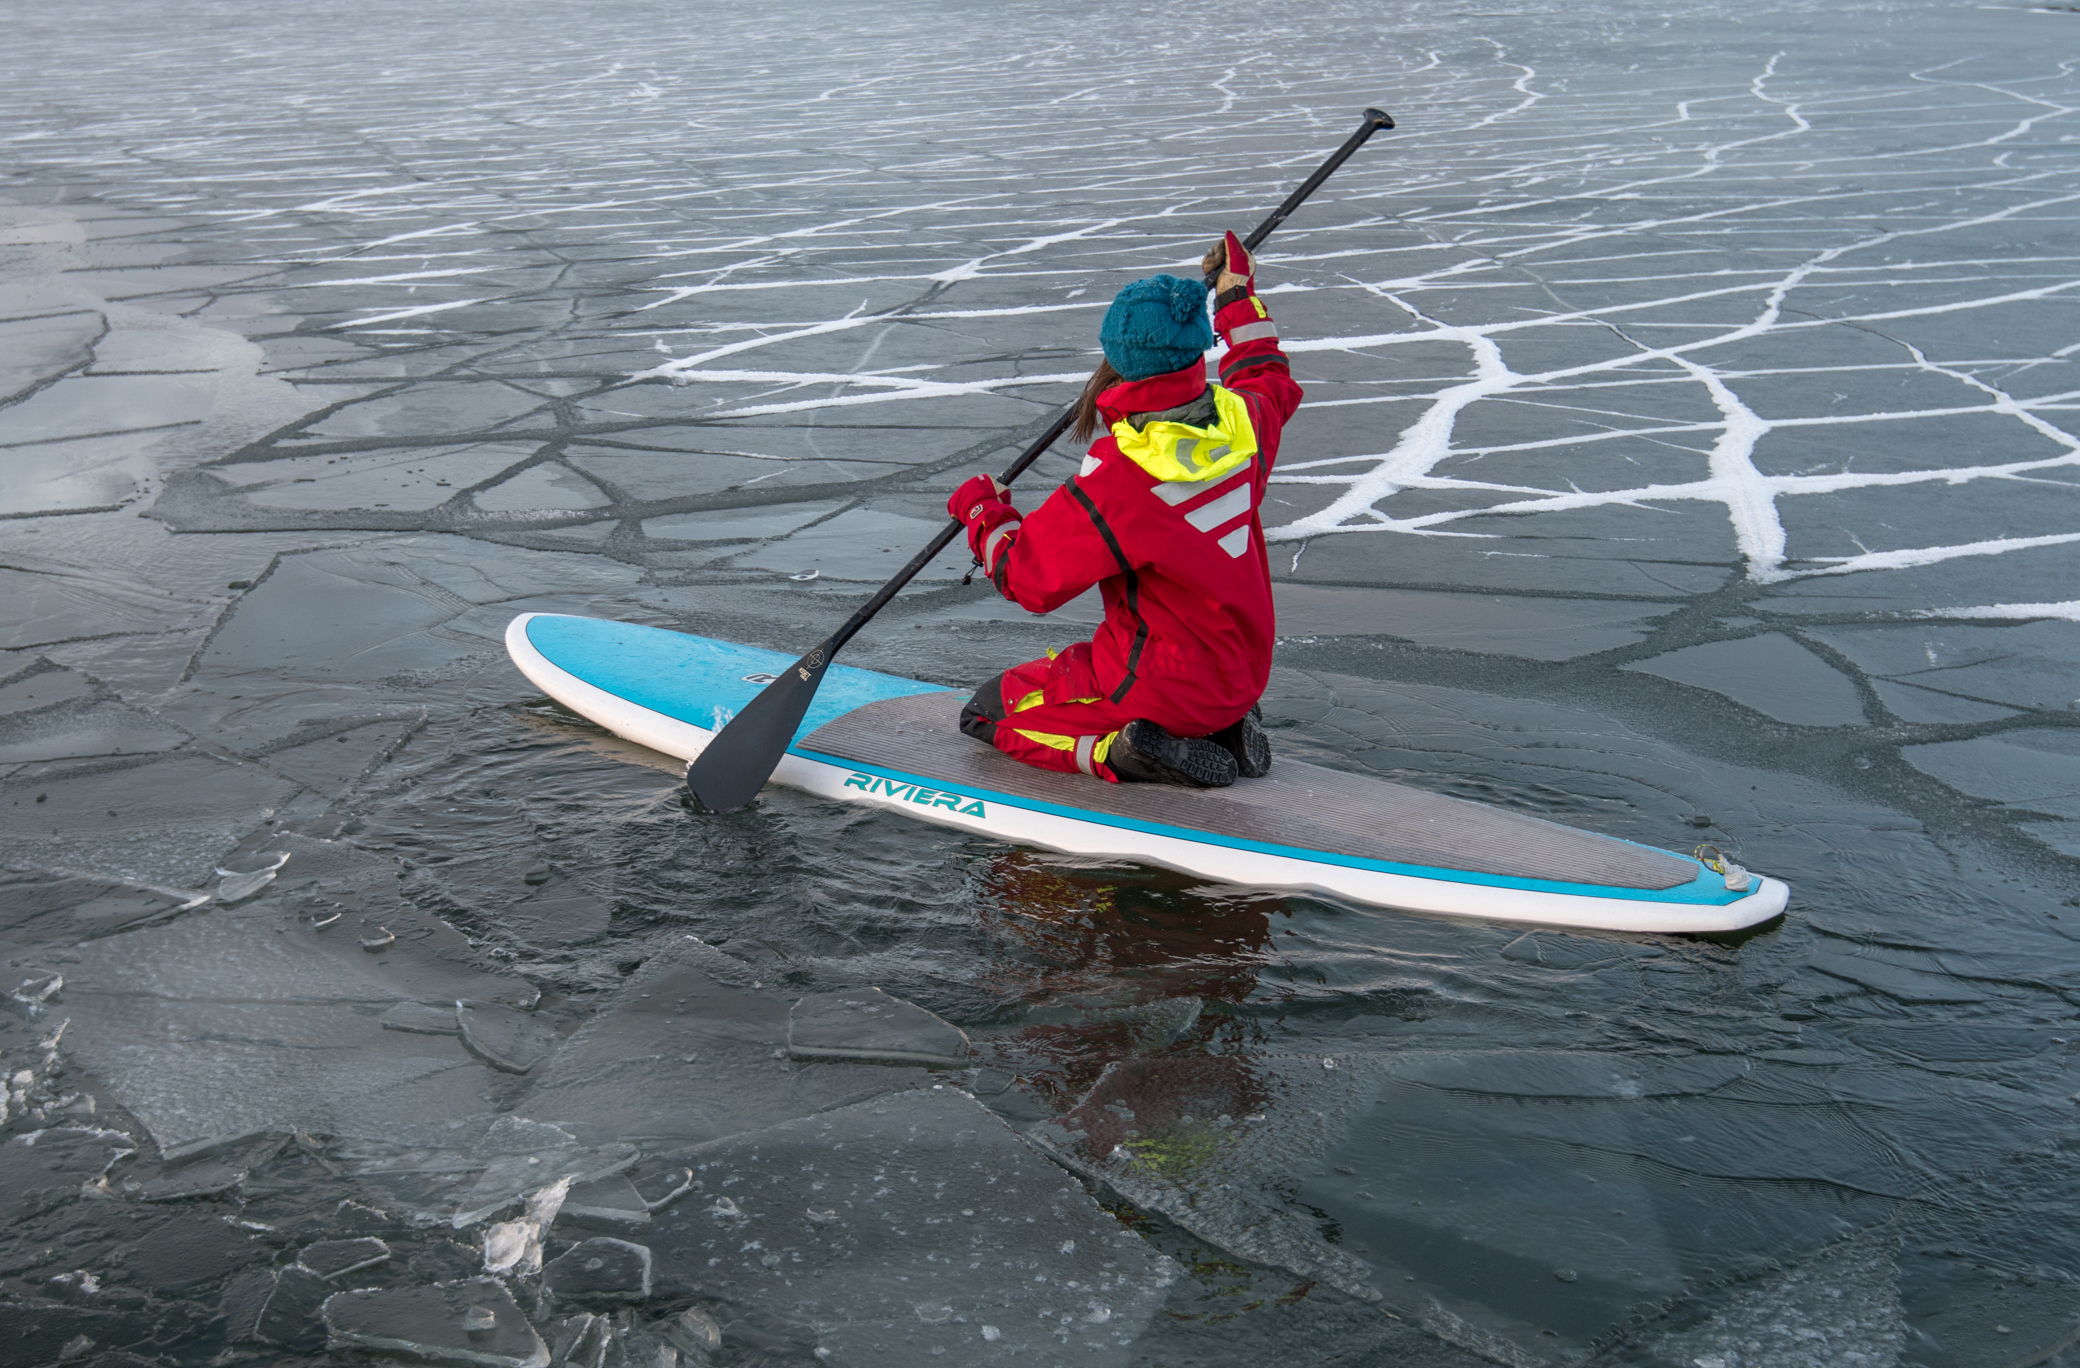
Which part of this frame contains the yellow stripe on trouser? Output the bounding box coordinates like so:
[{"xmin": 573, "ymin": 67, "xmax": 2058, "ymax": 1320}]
[{"xmin": 1007, "ymin": 689, "xmax": 1116, "ymax": 774}]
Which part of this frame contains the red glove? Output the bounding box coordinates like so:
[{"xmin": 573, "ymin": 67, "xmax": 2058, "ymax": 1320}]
[
  {"xmin": 1219, "ymin": 230, "xmax": 1254, "ymax": 289},
  {"xmin": 1202, "ymin": 230, "xmax": 1255, "ymax": 292},
  {"xmin": 948, "ymin": 474, "xmax": 1022, "ymax": 573}
]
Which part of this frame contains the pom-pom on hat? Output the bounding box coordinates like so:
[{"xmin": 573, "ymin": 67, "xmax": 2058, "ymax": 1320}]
[{"xmin": 1099, "ymin": 273, "xmax": 1214, "ymax": 381}]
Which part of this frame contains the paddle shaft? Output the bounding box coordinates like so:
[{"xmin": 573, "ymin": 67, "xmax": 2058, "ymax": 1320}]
[{"xmin": 817, "ymin": 104, "xmax": 1396, "ymax": 662}]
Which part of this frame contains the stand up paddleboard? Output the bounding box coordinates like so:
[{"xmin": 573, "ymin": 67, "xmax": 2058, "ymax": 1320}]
[{"xmin": 506, "ymin": 614, "xmax": 1788, "ymax": 933}]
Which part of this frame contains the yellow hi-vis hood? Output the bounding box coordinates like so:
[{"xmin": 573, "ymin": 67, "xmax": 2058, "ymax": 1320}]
[{"xmin": 1109, "ymin": 385, "xmax": 1257, "ymax": 484}]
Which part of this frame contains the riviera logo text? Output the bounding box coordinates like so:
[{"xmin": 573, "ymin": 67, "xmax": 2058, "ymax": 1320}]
[{"xmin": 842, "ymin": 772, "xmax": 987, "ymax": 817}]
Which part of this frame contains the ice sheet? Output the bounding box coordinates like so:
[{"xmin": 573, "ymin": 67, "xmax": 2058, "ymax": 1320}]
[
  {"xmin": 644, "ymin": 1087, "xmax": 1179, "ymax": 1366},
  {"xmin": 3, "ymin": 1, "xmax": 2079, "ymax": 1364}
]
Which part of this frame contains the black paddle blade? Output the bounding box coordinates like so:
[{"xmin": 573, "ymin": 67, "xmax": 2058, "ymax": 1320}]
[{"xmin": 683, "ymin": 640, "xmax": 833, "ymax": 814}]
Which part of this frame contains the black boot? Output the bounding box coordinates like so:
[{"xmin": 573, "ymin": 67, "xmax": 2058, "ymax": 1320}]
[
  {"xmin": 1206, "ymin": 704, "xmax": 1271, "ymax": 779},
  {"xmin": 1107, "ymin": 718, "xmax": 1237, "ymax": 788}
]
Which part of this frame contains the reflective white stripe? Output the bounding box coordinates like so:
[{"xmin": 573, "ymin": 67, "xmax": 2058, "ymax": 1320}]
[
  {"xmin": 1185, "ymin": 481, "xmax": 1254, "ymax": 533},
  {"xmin": 982, "ymin": 522, "xmax": 1018, "ymax": 572},
  {"xmin": 1217, "ymin": 524, "xmax": 1250, "ymax": 558},
  {"xmin": 1079, "ymin": 454, "xmax": 1103, "ymax": 477},
  {"xmin": 1154, "ymin": 467, "xmax": 1248, "ymax": 507},
  {"xmin": 1228, "ymin": 319, "xmax": 1279, "ymax": 344},
  {"xmin": 1074, "ymin": 733, "xmax": 1097, "ymax": 775},
  {"xmin": 1172, "ymin": 436, "xmax": 1232, "ymax": 472}
]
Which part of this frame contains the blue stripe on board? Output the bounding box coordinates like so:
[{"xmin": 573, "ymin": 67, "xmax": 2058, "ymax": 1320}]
[
  {"xmin": 525, "ymin": 615, "xmax": 949, "ymax": 741},
  {"xmin": 793, "ymin": 749, "xmax": 1743, "ymax": 908}
]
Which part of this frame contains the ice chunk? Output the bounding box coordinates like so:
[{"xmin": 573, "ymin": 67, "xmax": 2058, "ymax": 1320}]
[
  {"xmin": 1639, "ymin": 1233, "xmax": 1903, "ymax": 1367},
  {"xmin": 124, "ymin": 1206, "xmax": 272, "ymax": 1295},
  {"xmin": 215, "ymin": 851, "xmax": 290, "ymax": 905},
  {"xmin": 643, "ymin": 1087, "xmax": 1176, "ymax": 1366},
  {"xmin": 300, "ymin": 1236, "xmax": 391, "ymax": 1282},
  {"xmin": 383, "ymin": 1001, "xmax": 465, "ymax": 1036},
  {"xmin": 500, "ymin": 870, "xmax": 612, "ymax": 948},
  {"xmin": 1031, "ymin": 1054, "xmax": 1380, "ymax": 1300},
  {"xmin": 454, "ymin": 1141, "xmax": 636, "ymax": 1228},
  {"xmin": 1113, "ymin": 996, "xmax": 1203, "ymax": 1052},
  {"xmin": 0, "ymin": 868, "xmax": 198, "ymax": 945},
  {"xmin": 222, "ymin": 1268, "xmax": 276, "ymax": 1342},
  {"xmin": 1623, "ymin": 633, "xmax": 1867, "ymax": 726},
  {"xmin": 140, "ymin": 1130, "xmax": 288, "ymax": 1203},
  {"xmin": 484, "ymin": 1176, "xmax": 571, "ymax": 1276},
  {"xmin": 633, "ymin": 1167, "xmax": 696, "ymax": 1213},
  {"xmin": 159, "ymin": 1124, "xmax": 286, "ymax": 1166},
  {"xmin": 48, "ymin": 898, "xmax": 525, "ymax": 1150},
  {"xmin": 657, "ymin": 1306, "xmax": 721, "ymax": 1359},
  {"xmin": 0, "ymin": 1016, "xmax": 84, "ymax": 1130},
  {"xmin": 786, "ymin": 987, "xmax": 971, "ymax": 1068},
  {"xmin": 457, "ymin": 1001, "xmax": 560, "ymax": 1074},
  {"xmin": 1002, "ymin": 996, "xmax": 1207, "ymax": 1061},
  {"xmin": 0, "ymin": 752, "xmax": 294, "ymax": 891},
  {"xmin": 1290, "ymin": 1049, "xmax": 1910, "ymax": 1362},
  {"xmin": 0, "ymin": 1127, "xmax": 132, "ymax": 1220},
  {"xmin": 522, "ymin": 937, "xmax": 924, "ymax": 1145},
  {"xmin": 543, "ymin": 1237, "xmax": 653, "ymax": 1303},
  {"xmin": 323, "ymin": 1278, "xmax": 549, "ymax": 1368},
  {"xmin": 475, "ymin": 1116, "xmax": 579, "ymax": 1156},
  {"xmin": 557, "ymin": 1174, "xmax": 651, "ymax": 1232},
  {"xmin": 1386, "ymin": 1051, "xmax": 1749, "ymax": 1100},
  {"xmin": 7, "ymin": 968, "xmax": 63, "ymax": 1009},
  {"xmin": 550, "ymin": 1312, "xmax": 612, "ymax": 1368},
  {"xmin": 138, "ymin": 1155, "xmax": 249, "ymax": 1202},
  {"xmin": 228, "ymin": 1265, "xmax": 332, "ymax": 1347}
]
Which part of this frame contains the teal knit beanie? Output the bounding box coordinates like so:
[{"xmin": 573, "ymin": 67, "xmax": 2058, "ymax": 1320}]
[{"xmin": 1099, "ymin": 274, "xmax": 1214, "ymax": 381}]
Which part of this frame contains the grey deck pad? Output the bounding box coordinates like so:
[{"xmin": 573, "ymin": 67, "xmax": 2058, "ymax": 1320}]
[{"xmin": 799, "ymin": 693, "xmax": 1694, "ymax": 891}]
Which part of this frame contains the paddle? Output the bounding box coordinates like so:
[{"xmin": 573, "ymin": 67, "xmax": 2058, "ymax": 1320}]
[{"xmin": 686, "ymin": 106, "xmax": 1397, "ymax": 813}]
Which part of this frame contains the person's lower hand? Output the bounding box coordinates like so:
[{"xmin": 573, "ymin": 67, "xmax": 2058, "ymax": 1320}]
[{"xmin": 949, "ymin": 474, "xmax": 1011, "ymax": 525}]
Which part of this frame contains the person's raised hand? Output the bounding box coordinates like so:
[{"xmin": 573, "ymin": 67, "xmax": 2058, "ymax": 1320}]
[{"xmin": 1201, "ymin": 230, "xmax": 1255, "ymax": 294}]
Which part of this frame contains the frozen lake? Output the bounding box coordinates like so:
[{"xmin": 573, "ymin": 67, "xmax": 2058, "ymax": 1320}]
[{"xmin": 2, "ymin": 0, "xmax": 2078, "ymax": 1363}]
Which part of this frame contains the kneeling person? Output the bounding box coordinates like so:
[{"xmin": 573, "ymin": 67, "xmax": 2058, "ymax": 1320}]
[{"xmin": 949, "ymin": 233, "xmax": 1301, "ymax": 788}]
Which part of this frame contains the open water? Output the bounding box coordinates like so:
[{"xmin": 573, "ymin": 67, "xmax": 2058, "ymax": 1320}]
[{"xmin": 1, "ymin": 1, "xmax": 2078, "ymax": 1364}]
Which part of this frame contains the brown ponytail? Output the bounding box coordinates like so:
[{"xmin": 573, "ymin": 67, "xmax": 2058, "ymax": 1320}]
[{"xmin": 1069, "ymin": 357, "xmax": 1122, "ymax": 445}]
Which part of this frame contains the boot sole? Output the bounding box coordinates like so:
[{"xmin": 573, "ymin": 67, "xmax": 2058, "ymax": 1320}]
[
  {"xmin": 1117, "ymin": 719, "xmax": 1237, "ymax": 788},
  {"xmin": 1210, "ymin": 708, "xmax": 1272, "ymax": 778},
  {"xmin": 1233, "ymin": 722, "xmax": 1271, "ymax": 778}
]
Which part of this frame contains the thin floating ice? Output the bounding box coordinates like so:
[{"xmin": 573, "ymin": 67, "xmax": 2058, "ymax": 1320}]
[
  {"xmin": 322, "ymin": 1279, "xmax": 549, "ymax": 1368},
  {"xmin": 786, "ymin": 987, "xmax": 972, "ymax": 1068},
  {"xmin": 215, "ymin": 851, "xmax": 291, "ymax": 905},
  {"xmin": 483, "ymin": 1176, "xmax": 571, "ymax": 1277}
]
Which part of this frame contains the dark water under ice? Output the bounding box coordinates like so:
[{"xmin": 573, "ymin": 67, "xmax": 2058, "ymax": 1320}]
[{"xmin": 2, "ymin": 0, "xmax": 2079, "ymax": 1364}]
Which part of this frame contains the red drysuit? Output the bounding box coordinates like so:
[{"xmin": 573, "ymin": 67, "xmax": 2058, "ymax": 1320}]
[{"xmin": 959, "ymin": 282, "xmax": 1302, "ymax": 780}]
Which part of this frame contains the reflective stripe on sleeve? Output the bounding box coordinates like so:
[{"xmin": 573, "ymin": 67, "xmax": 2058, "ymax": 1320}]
[
  {"xmin": 981, "ymin": 522, "xmax": 1018, "ymax": 572},
  {"xmin": 1228, "ymin": 319, "xmax": 1279, "ymax": 343},
  {"xmin": 1074, "ymin": 733, "xmax": 1097, "ymax": 775}
]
